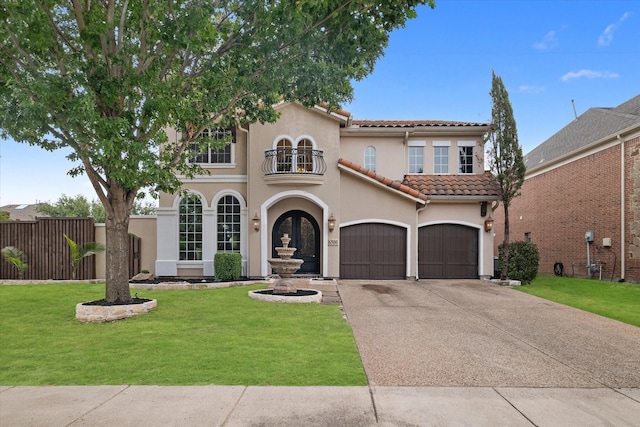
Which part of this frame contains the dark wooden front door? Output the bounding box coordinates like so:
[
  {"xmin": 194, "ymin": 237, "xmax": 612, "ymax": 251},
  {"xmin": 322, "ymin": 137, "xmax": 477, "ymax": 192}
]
[
  {"xmin": 340, "ymin": 223, "xmax": 406, "ymax": 279},
  {"xmin": 272, "ymin": 210, "xmax": 320, "ymax": 274},
  {"xmin": 419, "ymin": 224, "xmax": 478, "ymax": 279}
]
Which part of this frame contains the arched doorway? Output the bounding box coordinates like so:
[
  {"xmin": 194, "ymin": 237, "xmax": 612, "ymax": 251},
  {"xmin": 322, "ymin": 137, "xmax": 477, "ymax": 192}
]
[{"xmin": 272, "ymin": 210, "xmax": 320, "ymax": 274}]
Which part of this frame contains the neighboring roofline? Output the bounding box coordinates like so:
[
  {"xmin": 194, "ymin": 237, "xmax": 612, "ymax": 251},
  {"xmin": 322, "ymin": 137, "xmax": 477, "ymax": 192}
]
[
  {"xmin": 526, "ymin": 122, "xmax": 640, "ymax": 178},
  {"xmin": 337, "ymin": 159, "xmax": 428, "ymax": 205}
]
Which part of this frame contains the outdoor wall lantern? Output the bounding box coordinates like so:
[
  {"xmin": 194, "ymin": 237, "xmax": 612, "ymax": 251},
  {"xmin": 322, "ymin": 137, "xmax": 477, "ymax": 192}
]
[
  {"xmin": 253, "ymin": 213, "xmax": 260, "ymax": 232},
  {"xmin": 484, "ymin": 217, "xmax": 494, "ymax": 233},
  {"xmin": 328, "ymin": 213, "xmax": 336, "ymax": 232}
]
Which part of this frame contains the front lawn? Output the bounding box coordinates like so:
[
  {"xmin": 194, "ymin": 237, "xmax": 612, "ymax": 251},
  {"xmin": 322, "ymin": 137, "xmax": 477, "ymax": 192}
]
[
  {"xmin": 517, "ymin": 275, "xmax": 640, "ymax": 327},
  {"xmin": 0, "ymin": 283, "xmax": 367, "ymax": 386}
]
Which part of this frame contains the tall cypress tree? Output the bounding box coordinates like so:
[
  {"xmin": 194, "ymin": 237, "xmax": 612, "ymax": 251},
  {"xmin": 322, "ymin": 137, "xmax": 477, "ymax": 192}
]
[{"xmin": 485, "ymin": 71, "xmax": 526, "ymax": 280}]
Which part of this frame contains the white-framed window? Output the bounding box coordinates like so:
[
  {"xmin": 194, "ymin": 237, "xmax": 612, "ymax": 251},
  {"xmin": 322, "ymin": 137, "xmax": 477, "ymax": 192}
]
[
  {"xmin": 408, "ymin": 141, "xmax": 425, "ymax": 174},
  {"xmin": 434, "ymin": 147, "xmax": 448, "ymax": 173},
  {"xmin": 189, "ymin": 128, "xmax": 234, "ymax": 164},
  {"xmin": 296, "ymin": 138, "xmax": 313, "ymax": 172},
  {"xmin": 364, "ymin": 146, "xmax": 376, "ymax": 171},
  {"xmin": 276, "ymin": 138, "xmax": 293, "ymax": 172},
  {"xmin": 179, "ymin": 194, "xmax": 203, "ymax": 260},
  {"xmin": 458, "ymin": 146, "xmax": 474, "ymax": 173},
  {"xmin": 217, "ymin": 195, "xmax": 241, "ymax": 252}
]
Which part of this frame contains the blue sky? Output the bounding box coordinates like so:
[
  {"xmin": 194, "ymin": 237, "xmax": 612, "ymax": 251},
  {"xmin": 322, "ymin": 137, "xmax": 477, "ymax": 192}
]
[{"xmin": 1, "ymin": 0, "xmax": 639, "ymax": 205}]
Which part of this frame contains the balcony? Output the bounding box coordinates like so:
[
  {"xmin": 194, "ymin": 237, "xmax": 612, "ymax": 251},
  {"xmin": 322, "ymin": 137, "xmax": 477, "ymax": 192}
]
[{"xmin": 262, "ymin": 148, "xmax": 326, "ymax": 185}]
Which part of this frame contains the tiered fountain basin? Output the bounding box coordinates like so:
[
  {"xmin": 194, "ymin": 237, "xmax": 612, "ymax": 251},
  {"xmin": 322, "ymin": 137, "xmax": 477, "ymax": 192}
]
[{"xmin": 248, "ymin": 233, "xmax": 322, "ymax": 303}]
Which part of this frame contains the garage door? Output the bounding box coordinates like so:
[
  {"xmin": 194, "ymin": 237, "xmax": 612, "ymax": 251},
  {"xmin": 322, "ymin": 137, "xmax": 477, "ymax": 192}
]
[
  {"xmin": 419, "ymin": 224, "xmax": 478, "ymax": 279},
  {"xmin": 340, "ymin": 223, "xmax": 406, "ymax": 279}
]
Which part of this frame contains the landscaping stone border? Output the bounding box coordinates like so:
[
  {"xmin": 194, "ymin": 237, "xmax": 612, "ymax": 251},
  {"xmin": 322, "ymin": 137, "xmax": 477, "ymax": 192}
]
[{"xmin": 75, "ymin": 299, "xmax": 157, "ymax": 323}]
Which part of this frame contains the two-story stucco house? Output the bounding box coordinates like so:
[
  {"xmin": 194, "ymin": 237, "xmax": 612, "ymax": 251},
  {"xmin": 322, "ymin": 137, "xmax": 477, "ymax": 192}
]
[{"xmin": 154, "ymin": 102, "xmax": 500, "ymax": 280}]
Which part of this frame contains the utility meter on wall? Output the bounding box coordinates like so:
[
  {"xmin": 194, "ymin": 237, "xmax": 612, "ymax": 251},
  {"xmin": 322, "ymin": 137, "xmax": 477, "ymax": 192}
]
[{"xmin": 585, "ymin": 231, "xmax": 594, "ymax": 242}]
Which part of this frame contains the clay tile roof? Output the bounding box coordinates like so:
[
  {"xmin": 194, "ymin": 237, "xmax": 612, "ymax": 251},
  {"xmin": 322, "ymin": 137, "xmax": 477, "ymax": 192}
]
[
  {"xmin": 350, "ymin": 119, "xmax": 490, "ymax": 128},
  {"xmin": 403, "ymin": 172, "xmax": 501, "ymax": 198},
  {"xmin": 337, "ymin": 159, "xmax": 428, "ymax": 201}
]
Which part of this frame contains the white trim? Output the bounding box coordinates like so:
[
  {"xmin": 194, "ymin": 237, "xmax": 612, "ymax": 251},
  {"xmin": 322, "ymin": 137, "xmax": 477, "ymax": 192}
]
[
  {"xmin": 432, "ymin": 141, "xmax": 451, "ymax": 147},
  {"xmin": 457, "ymin": 141, "xmax": 476, "ymax": 147},
  {"xmin": 171, "ymin": 190, "xmax": 208, "ymax": 208},
  {"xmin": 272, "ymin": 134, "xmax": 294, "ymax": 148},
  {"xmin": 294, "ymin": 135, "xmax": 318, "ymax": 149},
  {"xmin": 408, "ymin": 140, "xmax": 426, "ymax": 147},
  {"xmin": 418, "ymin": 220, "xmax": 486, "ymax": 278},
  {"xmin": 178, "ymin": 175, "xmax": 247, "ymax": 184},
  {"xmin": 339, "ymin": 219, "xmax": 412, "ymax": 278},
  {"xmin": 259, "ymin": 191, "xmax": 329, "ymax": 277}
]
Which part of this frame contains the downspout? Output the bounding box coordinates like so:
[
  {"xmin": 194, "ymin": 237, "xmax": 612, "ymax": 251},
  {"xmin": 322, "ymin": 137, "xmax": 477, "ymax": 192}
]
[
  {"xmin": 619, "ymin": 134, "xmax": 625, "ymax": 281},
  {"xmin": 404, "ymin": 131, "xmax": 409, "ymax": 175},
  {"xmin": 415, "ymin": 201, "xmax": 429, "ymax": 280}
]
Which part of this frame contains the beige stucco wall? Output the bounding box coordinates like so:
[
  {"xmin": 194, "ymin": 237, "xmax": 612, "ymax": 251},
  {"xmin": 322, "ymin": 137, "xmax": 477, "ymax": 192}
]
[
  {"xmin": 246, "ymin": 104, "xmax": 344, "ymax": 278},
  {"xmin": 94, "ymin": 216, "xmax": 157, "ymax": 280}
]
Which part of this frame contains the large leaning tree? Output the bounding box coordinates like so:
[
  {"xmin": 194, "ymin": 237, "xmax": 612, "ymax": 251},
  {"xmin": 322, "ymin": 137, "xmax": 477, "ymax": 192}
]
[
  {"xmin": 0, "ymin": 0, "xmax": 433, "ymax": 303},
  {"xmin": 485, "ymin": 71, "xmax": 526, "ymax": 280}
]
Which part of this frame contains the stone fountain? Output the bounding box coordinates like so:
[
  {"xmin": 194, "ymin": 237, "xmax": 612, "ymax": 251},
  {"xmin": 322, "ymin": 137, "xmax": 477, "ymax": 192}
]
[
  {"xmin": 248, "ymin": 233, "xmax": 322, "ymax": 303},
  {"xmin": 269, "ymin": 233, "xmax": 304, "ymax": 294}
]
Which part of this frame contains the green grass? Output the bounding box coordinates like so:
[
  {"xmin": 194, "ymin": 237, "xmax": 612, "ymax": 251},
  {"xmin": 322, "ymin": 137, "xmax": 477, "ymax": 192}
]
[
  {"xmin": 0, "ymin": 283, "xmax": 367, "ymax": 386},
  {"xmin": 517, "ymin": 275, "xmax": 640, "ymax": 327}
]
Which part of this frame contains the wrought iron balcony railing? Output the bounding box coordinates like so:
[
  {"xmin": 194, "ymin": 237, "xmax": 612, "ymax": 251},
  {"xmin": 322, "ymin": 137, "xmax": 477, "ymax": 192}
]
[{"xmin": 262, "ymin": 148, "xmax": 327, "ymax": 176}]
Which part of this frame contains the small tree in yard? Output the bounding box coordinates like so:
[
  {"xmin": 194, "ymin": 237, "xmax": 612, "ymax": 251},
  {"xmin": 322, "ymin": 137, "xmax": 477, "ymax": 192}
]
[
  {"xmin": 64, "ymin": 234, "xmax": 106, "ymax": 280},
  {"xmin": 1, "ymin": 246, "xmax": 28, "ymax": 279},
  {"xmin": 485, "ymin": 71, "xmax": 526, "ymax": 280},
  {"xmin": 0, "ymin": 0, "xmax": 433, "ymax": 304}
]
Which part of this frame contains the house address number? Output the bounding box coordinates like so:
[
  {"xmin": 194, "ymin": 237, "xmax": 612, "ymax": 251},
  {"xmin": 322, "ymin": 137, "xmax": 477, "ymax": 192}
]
[{"xmin": 328, "ymin": 239, "xmax": 339, "ymax": 246}]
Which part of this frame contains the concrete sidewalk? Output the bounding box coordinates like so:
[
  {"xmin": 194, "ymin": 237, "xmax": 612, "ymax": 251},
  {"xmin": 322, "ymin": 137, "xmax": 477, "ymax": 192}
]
[{"xmin": 2, "ymin": 385, "xmax": 640, "ymax": 426}]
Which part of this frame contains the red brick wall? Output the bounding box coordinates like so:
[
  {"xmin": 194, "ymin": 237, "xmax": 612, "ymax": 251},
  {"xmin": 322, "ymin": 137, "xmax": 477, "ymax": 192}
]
[
  {"xmin": 626, "ymin": 136, "xmax": 640, "ymax": 281},
  {"xmin": 493, "ymin": 143, "xmax": 628, "ymax": 281}
]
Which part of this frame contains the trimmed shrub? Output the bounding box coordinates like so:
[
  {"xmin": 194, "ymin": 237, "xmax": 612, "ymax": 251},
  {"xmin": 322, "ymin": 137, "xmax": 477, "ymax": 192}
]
[
  {"xmin": 498, "ymin": 241, "xmax": 540, "ymax": 285},
  {"xmin": 214, "ymin": 252, "xmax": 242, "ymax": 281}
]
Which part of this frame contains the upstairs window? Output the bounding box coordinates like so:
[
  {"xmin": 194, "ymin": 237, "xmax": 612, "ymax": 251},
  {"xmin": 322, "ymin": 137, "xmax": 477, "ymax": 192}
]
[
  {"xmin": 457, "ymin": 142, "xmax": 476, "ymax": 174},
  {"xmin": 276, "ymin": 139, "xmax": 293, "ymax": 172},
  {"xmin": 434, "ymin": 146, "xmax": 449, "ymax": 173},
  {"xmin": 364, "ymin": 146, "xmax": 376, "ymax": 171},
  {"xmin": 217, "ymin": 195, "xmax": 241, "ymax": 252},
  {"xmin": 458, "ymin": 146, "xmax": 474, "ymax": 174},
  {"xmin": 179, "ymin": 194, "xmax": 203, "ymax": 260},
  {"xmin": 296, "ymin": 139, "xmax": 313, "ymax": 172},
  {"xmin": 189, "ymin": 128, "xmax": 234, "ymax": 164},
  {"xmin": 408, "ymin": 141, "xmax": 425, "ymax": 174}
]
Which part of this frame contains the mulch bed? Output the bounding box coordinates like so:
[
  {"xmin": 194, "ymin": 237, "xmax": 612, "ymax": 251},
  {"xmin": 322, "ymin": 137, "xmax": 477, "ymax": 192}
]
[{"xmin": 81, "ymin": 297, "xmax": 152, "ymax": 306}]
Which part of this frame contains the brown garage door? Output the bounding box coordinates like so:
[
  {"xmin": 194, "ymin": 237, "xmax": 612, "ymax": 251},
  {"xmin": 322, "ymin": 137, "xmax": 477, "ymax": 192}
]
[
  {"xmin": 419, "ymin": 224, "xmax": 478, "ymax": 279},
  {"xmin": 340, "ymin": 223, "xmax": 406, "ymax": 279}
]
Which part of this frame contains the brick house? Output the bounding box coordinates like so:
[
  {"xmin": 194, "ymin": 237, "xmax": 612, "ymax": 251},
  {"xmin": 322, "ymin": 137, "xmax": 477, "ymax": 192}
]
[
  {"xmin": 155, "ymin": 103, "xmax": 500, "ymax": 280},
  {"xmin": 492, "ymin": 95, "xmax": 640, "ymax": 282}
]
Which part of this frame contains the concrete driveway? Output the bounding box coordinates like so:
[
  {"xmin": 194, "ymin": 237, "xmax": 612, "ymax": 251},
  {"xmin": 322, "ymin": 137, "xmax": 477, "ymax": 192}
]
[{"xmin": 338, "ymin": 279, "xmax": 640, "ymax": 387}]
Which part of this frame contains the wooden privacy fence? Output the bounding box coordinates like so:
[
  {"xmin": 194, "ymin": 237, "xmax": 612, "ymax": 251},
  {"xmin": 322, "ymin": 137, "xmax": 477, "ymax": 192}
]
[{"xmin": 0, "ymin": 218, "xmax": 96, "ymax": 280}]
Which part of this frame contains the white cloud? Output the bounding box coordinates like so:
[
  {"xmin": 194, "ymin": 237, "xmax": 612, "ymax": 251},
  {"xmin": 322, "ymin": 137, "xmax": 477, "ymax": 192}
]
[
  {"xmin": 598, "ymin": 12, "xmax": 631, "ymax": 47},
  {"xmin": 533, "ymin": 30, "xmax": 558, "ymax": 51},
  {"xmin": 518, "ymin": 85, "xmax": 545, "ymax": 94},
  {"xmin": 561, "ymin": 69, "xmax": 620, "ymax": 82}
]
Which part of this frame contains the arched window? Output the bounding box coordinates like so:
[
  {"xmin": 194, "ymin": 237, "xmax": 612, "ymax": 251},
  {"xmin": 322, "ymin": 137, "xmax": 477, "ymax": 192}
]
[
  {"xmin": 217, "ymin": 195, "xmax": 241, "ymax": 252},
  {"xmin": 179, "ymin": 194, "xmax": 202, "ymax": 260},
  {"xmin": 364, "ymin": 146, "xmax": 376, "ymax": 171},
  {"xmin": 296, "ymin": 139, "xmax": 313, "ymax": 172},
  {"xmin": 276, "ymin": 139, "xmax": 292, "ymax": 172}
]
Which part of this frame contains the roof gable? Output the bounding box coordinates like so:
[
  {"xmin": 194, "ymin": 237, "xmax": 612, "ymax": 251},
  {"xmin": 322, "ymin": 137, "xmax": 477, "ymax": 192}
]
[{"xmin": 525, "ymin": 95, "xmax": 640, "ymax": 169}]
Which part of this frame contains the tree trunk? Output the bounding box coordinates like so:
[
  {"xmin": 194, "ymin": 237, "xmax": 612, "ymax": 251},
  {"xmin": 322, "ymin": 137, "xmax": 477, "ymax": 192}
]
[
  {"xmin": 500, "ymin": 204, "xmax": 510, "ymax": 280},
  {"xmin": 104, "ymin": 192, "xmax": 133, "ymax": 304}
]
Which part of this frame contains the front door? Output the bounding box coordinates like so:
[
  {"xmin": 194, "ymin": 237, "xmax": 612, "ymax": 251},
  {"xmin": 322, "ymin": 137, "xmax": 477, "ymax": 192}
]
[{"xmin": 272, "ymin": 210, "xmax": 320, "ymax": 274}]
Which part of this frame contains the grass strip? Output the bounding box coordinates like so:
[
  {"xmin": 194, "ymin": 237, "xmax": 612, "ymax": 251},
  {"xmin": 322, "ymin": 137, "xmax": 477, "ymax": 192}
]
[
  {"xmin": 0, "ymin": 283, "xmax": 367, "ymax": 386},
  {"xmin": 517, "ymin": 275, "xmax": 640, "ymax": 327}
]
